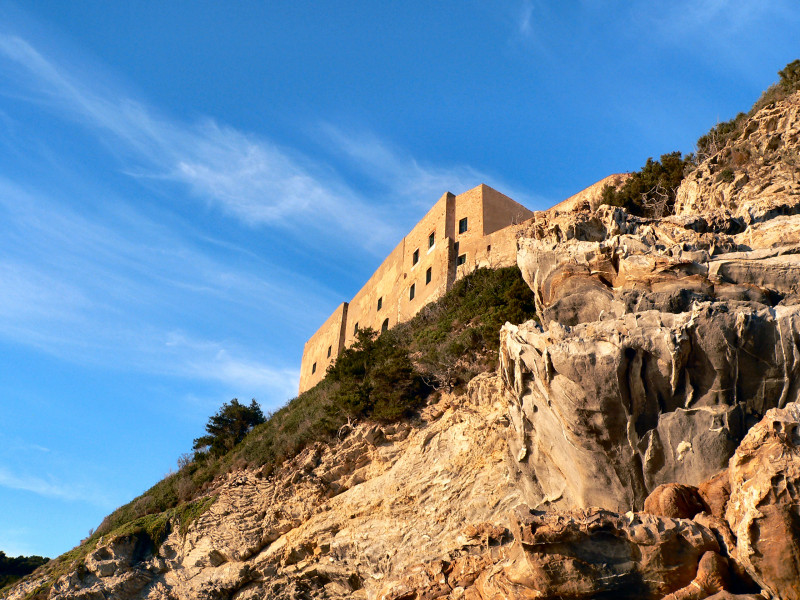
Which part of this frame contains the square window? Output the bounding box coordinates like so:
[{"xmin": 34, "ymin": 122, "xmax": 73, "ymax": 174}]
[
  {"xmin": 412, "ymin": 248, "xmax": 419, "ymax": 265},
  {"xmin": 409, "ymin": 283, "xmax": 415, "ymax": 300},
  {"xmin": 428, "ymin": 231, "xmax": 435, "ymax": 248},
  {"xmin": 456, "ymin": 254, "xmax": 466, "ymax": 266},
  {"xmin": 377, "ymin": 297, "xmax": 383, "ymax": 311},
  {"xmin": 425, "ymin": 267, "xmax": 432, "ymax": 284},
  {"xmin": 458, "ymin": 217, "xmax": 468, "ymax": 234},
  {"xmin": 312, "ymin": 362, "xmax": 317, "ymax": 374},
  {"xmin": 327, "ymin": 345, "xmax": 331, "ymax": 358}
]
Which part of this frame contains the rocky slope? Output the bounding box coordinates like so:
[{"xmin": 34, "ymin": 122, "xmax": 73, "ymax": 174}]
[
  {"xmin": 7, "ymin": 93, "xmax": 800, "ymax": 600},
  {"xmin": 8, "ymin": 376, "xmax": 523, "ymax": 600}
]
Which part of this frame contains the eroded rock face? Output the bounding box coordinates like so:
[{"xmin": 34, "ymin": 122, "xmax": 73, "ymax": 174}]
[
  {"xmin": 502, "ymin": 123, "xmax": 800, "ymax": 511},
  {"xmin": 474, "ymin": 507, "xmax": 720, "ymax": 600},
  {"xmin": 726, "ymin": 401, "xmax": 800, "ymax": 600},
  {"xmin": 500, "ymin": 302, "xmax": 800, "ymax": 512}
]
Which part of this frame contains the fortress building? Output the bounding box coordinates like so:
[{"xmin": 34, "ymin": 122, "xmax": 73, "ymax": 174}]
[{"xmin": 298, "ymin": 184, "xmax": 535, "ymax": 393}]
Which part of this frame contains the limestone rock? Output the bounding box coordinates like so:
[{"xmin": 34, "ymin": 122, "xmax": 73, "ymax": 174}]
[
  {"xmin": 675, "ymin": 91, "xmax": 800, "ymax": 224},
  {"xmin": 661, "ymin": 551, "xmax": 730, "ymax": 600},
  {"xmin": 726, "ymin": 401, "xmax": 800, "ymax": 600},
  {"xmin": 11, "ymin": 379, "xmax": 521, "ymax": 600},
  {"xmin": 698, "ymin": 470, "xmax": 731, "ymax": 520},
  {"xmin": 499, "ymin": 302, "xmax": 800, "ymax": 512},
  {"xmin": 644, "ymin": 483, "xmax": 709, "ymax": 519},
  {"xmin": 473, "ymin": 507, "xmax": 720, "ymax": 600},
  {"xmin": 503, "ymin": 99, "xmax": 800, "ymax": 512}
]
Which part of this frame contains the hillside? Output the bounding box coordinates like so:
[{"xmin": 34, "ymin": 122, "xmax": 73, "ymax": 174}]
[{"xmin": 6, "ymin": 67, "xmax": 800, "ymax": 600}]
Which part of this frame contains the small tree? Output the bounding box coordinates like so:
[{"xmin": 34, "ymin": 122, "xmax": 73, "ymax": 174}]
[{"xmin": 193, "ymin": 398, "xmax": 266, "ymax": 458}]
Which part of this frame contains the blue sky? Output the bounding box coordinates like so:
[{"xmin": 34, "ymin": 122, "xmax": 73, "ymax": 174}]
[{"xmin": 0, "ymin": 1, "xmax": 798, "ymax": 558}]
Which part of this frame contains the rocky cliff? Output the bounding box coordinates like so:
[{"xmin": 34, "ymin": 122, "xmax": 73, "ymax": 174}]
[{"xmin": 7, "ymin": 93, "xmax": 800, "ymax": 600}]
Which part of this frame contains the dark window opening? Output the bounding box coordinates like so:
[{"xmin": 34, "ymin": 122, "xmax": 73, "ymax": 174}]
[
  {"xmin": 312, "ymin": 362, "xmax": 317, "ymax": 374},
  {"xmin": 428, "ymin": 231, "xmax": 435, "ymax": 248},
  {"xmin": 377, "ymin": 297, "xmax": 383, "ymax": 311},
  {"xmin": 381, "ymin": 318, "xmax": 389, "ymax": 333},
  {"xmin": 412, "ymin": 248, "xmax": 419, "ymax": 265},
  {"xmin": 327, "ymin": 345, "xmax": 331, "ymax": 358},
  {"xmin": 354, "ymin": 322, "xmax": 359, "ymax": 335},
  {"xmin": 458, "ymin": 217, "xmax": 468, "ymax": 234},
  {"xmin": 487, "ymin": 244, "xmax": 491, "ymax": 252},
  {"xmin": 409, "ymin": 283, "xmax": 415, "ymax": 300},
  {"xmin": 425, "ymin": 267, "xmax": 432, "ymax": 284},
  {"xmin": 456, "ymin": 254, "xmax": 466, "ymax": 266}
]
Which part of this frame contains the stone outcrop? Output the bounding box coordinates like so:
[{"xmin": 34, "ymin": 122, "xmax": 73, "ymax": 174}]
[
  {"xmin": 474, "ymin": 507, "xmax": 721, "ymax": 600},
  {"xmin": 726, "ymin": 401, "xmax": 800, "ymax": 599},
  {"xmin": 501, "ymin": 121, "xmax": 800, "ymax": 510},
  {"xmin": 675, "ymin": 91, "xmax": 800, "ymax": 224},
  {"xmin": 9, "ymin": 375, "xmax": 522, "ymax": 600},
  {"xmin": 643, "ymin": 483, "xmax": 709, "ymax": 519}
]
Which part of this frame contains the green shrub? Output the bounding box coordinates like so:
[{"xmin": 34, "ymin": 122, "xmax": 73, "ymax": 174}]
[
  {"xmin": 779, "ymin": 59, "xmax": 800, "ymax": 92},
  {"xmin": 696, "ymin": 113, "xmax": 747, "ymax": 160},
  {"xmin": 600, "ymin": 152, "xmax": 692, "ymax": 217},
  {"xmin": 716, "ymin": 168, "xmax": 735, "ymax": 183}
]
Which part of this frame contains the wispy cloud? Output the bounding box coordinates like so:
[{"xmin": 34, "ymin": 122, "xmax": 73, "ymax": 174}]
[
  {"xmin": 633, "ymin": 0, "xmax": 800, "ymax": 48},
  {"xmin": 0, "ymin": 466, "xmax": 114, "ymax": 507},
  {"xmin": 0, "ymin": 34, "xmax": 398, "ymax": 246},
  {"xmin": 0, "ymin": 34, "xmax": 538, "ymax": 251},
  {"xmin": 518, "ymin": 1, "xmax": 534, "ymax": 36},
  {"xmin": 319, "ymin": 125, "xmax": 545, "ymax": 211},
  {"xmin": 164, "ymin": 332, "xmax": 301, "ymax": 399},
  {"xmin": 0, "ymin": 176, "xmax": 307, "ymax": 399}
]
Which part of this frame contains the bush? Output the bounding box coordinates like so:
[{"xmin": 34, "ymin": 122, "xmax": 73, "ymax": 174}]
[
  {"xmin": 716, "ymin": 168, "xmax": 735, "ymax": 183},
  {"xmin": 779, "ymin": 59, "xmax": 800, "ymax": 92},
  {"xmin": 696, "ymin": 113, "xmax": 747, "ymax": 160},
  {"xmin": 600, "ymin": 152, "xmax": 692, "ymax": 217}
]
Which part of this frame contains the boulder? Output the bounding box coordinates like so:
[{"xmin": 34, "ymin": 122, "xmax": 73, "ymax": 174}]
[
  {"xmin": 473, "ymin": 507, "xmax": 720, "ymax": 600},
  {"xmin": 644, "ymin": 483, "xmax": 709, "ymax": 519}
]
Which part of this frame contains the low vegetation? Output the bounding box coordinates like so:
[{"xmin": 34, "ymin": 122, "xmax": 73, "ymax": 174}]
[{"xmin": 601, "ymin": 59, "xmax": 800, "ymax": 217}]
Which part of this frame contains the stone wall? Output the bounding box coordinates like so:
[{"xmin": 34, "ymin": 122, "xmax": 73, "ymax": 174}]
[
  {"xmin": 298, "ymin": 184, "xmax": 534, "ymax": 393},
  {"xmin": 298, "ymin": 302, "xmax": 348, "ymax": 392}
]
